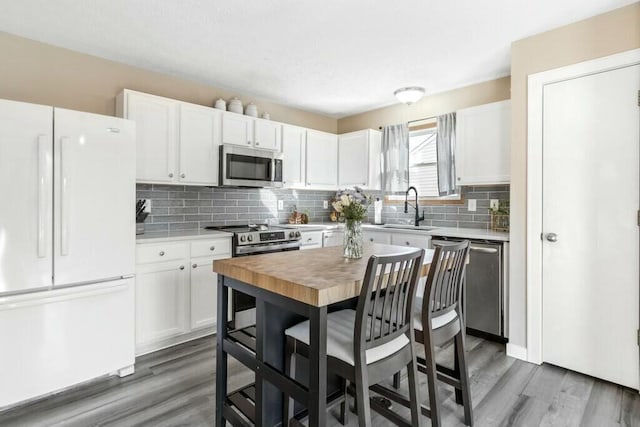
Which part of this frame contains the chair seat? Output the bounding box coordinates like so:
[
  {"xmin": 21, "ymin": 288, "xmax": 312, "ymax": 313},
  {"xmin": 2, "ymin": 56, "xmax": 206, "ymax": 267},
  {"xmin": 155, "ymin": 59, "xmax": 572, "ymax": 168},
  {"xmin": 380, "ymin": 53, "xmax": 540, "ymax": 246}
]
[
  {"xmin": 285, "ymin": 309, "xmax": 410, "ymax": 366},
  {"xmin": 413, "ymin": 297, "xmax": 458, "ymax": 331}
]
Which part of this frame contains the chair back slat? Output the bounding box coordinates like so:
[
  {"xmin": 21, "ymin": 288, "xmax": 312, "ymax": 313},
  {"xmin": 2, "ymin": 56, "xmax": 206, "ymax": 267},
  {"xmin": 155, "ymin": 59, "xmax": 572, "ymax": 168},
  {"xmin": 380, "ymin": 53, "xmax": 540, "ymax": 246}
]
[
  {"xmin": 355, "ymin": 249, "xmax": 425, "ymax": 361},
  {"xmin": 423, "ymin": 241, "xmax": 470, "ymax": 320}
]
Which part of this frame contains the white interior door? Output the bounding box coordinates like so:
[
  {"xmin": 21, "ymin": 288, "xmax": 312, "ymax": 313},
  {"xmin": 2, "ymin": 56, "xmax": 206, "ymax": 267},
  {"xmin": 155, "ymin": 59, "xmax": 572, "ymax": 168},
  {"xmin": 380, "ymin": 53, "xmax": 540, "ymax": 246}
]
[
  {"xmin": 0, "ymin": 100, "xmax": 53, "ymax": 294},
  {"xmin": 542, "ymin": 64, "xmax": 640, "ymax": 389},
  {"xmin": 53, "ymin": 108, "xmax": 136, "ymax": 286}
]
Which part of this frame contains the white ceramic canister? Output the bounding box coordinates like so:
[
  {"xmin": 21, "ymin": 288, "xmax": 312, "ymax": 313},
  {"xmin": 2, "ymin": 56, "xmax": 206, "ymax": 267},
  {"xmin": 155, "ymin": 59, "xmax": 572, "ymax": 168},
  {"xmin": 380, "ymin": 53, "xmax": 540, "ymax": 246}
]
[
  {"xmin": 214, "ymin": 98, "xmax": 226, "ymax": 110},
  {"xmin": 228, "ymin": 97, "xmax": 243, "ymax": 114},
  {"xmin": 245, "ymin": 103, "xmax": 258, "ymax": 117}
]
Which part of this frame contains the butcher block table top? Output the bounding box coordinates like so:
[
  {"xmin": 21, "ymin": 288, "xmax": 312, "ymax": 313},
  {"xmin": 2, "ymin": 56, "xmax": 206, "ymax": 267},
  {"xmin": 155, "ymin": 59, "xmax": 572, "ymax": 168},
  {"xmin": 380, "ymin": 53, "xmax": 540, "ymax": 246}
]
[{"xmin": 213, "ymin": 243, "xmax": 435, "ymax": 307}]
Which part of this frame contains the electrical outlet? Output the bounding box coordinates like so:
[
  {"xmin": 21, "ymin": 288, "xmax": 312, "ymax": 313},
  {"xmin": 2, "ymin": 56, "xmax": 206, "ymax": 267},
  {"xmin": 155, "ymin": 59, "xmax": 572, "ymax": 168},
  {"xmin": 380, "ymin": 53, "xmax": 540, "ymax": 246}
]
[
  {"xmin": 143, "ymin": 199, "xmax": 150, "ymax": 213},
  {"xmin": 323, "ymin": 200, "xmax": 329, "ymax": 209},
  {"xmin": 490, "ymin": 199, "xmax": 499, "ymax": 210},
  {"xmin": 468, "ymin": 199, "xmax": 477, "ymax": 212},
  {"xmin": 277, "ymin": 200, "xmax": 284, "ymax": 210}
]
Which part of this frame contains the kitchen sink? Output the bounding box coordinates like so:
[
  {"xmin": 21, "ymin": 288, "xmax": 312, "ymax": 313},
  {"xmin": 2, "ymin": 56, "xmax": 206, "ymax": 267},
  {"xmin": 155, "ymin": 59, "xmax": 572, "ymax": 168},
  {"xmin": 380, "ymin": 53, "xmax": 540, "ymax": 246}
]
[{"xmin": 381, "ymin": 224, "xmax": 439, "ymax": 231}]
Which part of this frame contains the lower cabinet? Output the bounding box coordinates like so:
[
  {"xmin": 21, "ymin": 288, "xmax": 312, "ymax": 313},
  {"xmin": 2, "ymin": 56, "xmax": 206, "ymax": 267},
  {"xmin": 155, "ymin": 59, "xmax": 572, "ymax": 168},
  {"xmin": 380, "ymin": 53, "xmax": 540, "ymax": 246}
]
[
  {"xmin": 363, "ymin": 229, "xmax": 391, "ymax": 244},
  {"xmin": 135, "ymin": 237, "xmax": 231, "ymax": 355},
  {"xmin": 390, "ymin": 232, "xmax": 431, "ymax": 249},
  {"xmin": 323, "ymin": 230, "xmax": 344, "ymax": 247},
  {"xmin": 299, "ymin": 231, "xmax": 323, "ymax": 250}
]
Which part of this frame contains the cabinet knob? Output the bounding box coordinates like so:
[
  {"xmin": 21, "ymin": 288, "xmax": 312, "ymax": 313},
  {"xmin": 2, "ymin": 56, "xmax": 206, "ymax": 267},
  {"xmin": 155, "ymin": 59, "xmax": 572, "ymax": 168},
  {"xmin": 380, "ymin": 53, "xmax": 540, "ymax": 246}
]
[
  {"xmin": 181, "ymin": 173, "xmax": 186, "ymax": 178},
  {"xmin": 192, "ymin": 263, "xmax": 197, "ymax": 268},
  {"xmin": 247, "ymin": 141, "xmax": 252, "ymax": 145},
  {"xmin": 210, "ymin": 246, "xmax": 215, "ymax": 251},
  {"xmin": 457, "ymin": 177, "xmax": 461, "ymax": 181},
  {"xmin": 168, "ymin": 173, "xmax": 174, "ymax": 178},
  {"xmin": 370, "ymin": 238, "xmax": 374, "ymax": 242},
  {"xmin": 159, "ymin": 251, "xmax": 165, "ymax": 256},
  {"xmin": 406, "ymin": 241, "xmax": 410, "ymax": 245},
  {"xmin": 179, "ymin": 265, "xmax": 185, "ymax": 270},
  {"xmin": 255, "ymin": 141, "xmax": 260, "ymax": 146}
]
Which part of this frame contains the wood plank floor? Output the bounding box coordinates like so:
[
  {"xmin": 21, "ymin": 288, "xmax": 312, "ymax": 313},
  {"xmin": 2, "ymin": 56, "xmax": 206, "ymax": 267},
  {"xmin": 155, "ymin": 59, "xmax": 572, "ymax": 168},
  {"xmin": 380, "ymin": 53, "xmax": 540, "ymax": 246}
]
[{"xmin": 1, "ymin": 335, "xmax": 638, "ymax": 426}]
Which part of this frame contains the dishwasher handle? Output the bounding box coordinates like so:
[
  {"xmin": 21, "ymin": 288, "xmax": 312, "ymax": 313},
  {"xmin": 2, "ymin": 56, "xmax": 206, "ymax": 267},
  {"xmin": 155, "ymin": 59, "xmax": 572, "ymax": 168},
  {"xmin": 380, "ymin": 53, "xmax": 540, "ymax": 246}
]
[{"xmin": 470, "ymin": 246, "xmax": 499, "ymax": 254}]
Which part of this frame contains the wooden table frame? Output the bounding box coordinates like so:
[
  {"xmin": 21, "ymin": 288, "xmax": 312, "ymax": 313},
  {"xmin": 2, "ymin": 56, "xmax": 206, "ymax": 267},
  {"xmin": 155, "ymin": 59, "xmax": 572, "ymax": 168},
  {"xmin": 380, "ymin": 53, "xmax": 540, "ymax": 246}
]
[{"xmin": 216, "ymin": 275, "xmax": 329, "ymax": 427}]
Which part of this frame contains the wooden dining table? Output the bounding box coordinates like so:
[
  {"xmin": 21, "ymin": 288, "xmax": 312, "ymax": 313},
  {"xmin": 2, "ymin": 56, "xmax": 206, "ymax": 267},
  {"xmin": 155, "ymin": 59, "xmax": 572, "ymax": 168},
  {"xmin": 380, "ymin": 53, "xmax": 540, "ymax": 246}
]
[{"xmin": 213, "ymin": 243, "xmax": 434, "ymax": 427}]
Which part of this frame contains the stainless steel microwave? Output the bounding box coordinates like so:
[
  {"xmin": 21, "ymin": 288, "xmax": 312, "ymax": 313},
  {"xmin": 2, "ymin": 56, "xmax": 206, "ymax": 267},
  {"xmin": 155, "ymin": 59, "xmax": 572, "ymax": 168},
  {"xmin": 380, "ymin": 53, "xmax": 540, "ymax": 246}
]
[{"xmin": 219, "ymin": 144, "xmax": 283, "ymax": 188}]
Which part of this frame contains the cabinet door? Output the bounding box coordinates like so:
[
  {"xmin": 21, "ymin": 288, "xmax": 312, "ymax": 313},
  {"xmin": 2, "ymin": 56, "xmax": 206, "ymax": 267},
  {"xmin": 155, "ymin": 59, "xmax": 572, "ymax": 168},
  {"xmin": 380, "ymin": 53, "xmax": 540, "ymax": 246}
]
[
  {"xmin": 300, "ymin": 230, "xmax": 323, "ymax": 250},
  {"xmin": 364, "ymin": 230, "xmax": 391, "ymax": 244},
  {"xmin": 190, "ymin": 258, "xmax": 218, "ymax": 330},
  {"xmin": 125, "ymin": 91, "xmax": 178, "ymax": 183},
  {"xmin": 222, "ymin": 113, "xmax": 254, "ymax": 147},
  {"xmin": 306, "ymin": 130, "xmax": 338, "ymax": 188},
  {"xmin": 338, "ymin": 131, "xmax": 369, "ymax": 187},
  {"xmin": 135, "ymin": 262, "xmax": 188, "ymax": 347},
  {"xmin": 178, "ymin": 104, "xmax": 221, "ymax": 185},
  {"xmin": 367, "ymin": 130, "xmax": 382, "ymax": 191},
  {"xmin": 456, "ymin": 100, "xmax": 511, "ymax": 185},
  {"xmin": 390, "ymin": 232, "xmax": 431, "ymax": 249},
  {"xmin": 282, "ymin": 124, "xmax": 306, "ymax": 188},
  {"xmin": 254, "ymin": 119, "xmax": 282, "ymax": 151},
  {"xmin": 323, "ymin": 231, "xmax": 344, "ymax": 247}
]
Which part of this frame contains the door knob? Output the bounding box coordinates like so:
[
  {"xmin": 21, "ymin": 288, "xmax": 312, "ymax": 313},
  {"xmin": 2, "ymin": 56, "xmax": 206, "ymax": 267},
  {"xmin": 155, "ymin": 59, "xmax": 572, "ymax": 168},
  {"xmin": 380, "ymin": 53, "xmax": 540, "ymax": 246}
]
[{"xmin": 546, "ymin": 233, "xmax": 558, "ymax": 242}]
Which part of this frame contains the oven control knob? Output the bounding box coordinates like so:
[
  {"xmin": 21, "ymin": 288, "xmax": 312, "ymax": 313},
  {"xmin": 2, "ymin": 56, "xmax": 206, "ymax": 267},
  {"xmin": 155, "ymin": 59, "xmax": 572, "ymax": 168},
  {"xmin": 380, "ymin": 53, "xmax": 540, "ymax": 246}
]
[
  {"xmin": 240, "ymin": 236, "xmax": 246, "ymax": 242},
  {"xmin": 289, "ymin": 231, "xmax": 295, "ymax": 238},
  {"xmin": 295, "ymin": 231, "xmax": 301, "ymax": 237},
  {"xmin": 248, "ymin": 235, "xmax": 253, "ymax": 242}
]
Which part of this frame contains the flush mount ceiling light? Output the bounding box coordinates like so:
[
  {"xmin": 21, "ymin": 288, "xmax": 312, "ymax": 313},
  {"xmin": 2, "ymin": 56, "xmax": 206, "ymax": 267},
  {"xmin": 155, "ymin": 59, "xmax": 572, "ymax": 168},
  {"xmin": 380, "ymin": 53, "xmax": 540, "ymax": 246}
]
[{"xmin": 394, "ymin": 86, "xmax": 426, "ymax": 105}]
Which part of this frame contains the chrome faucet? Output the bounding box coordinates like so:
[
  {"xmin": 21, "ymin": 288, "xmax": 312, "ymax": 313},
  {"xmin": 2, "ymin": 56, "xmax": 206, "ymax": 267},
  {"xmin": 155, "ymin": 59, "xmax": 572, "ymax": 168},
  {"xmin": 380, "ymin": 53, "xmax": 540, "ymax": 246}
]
[{"xmin": 404, "ymin": 186, "xmax": 425, "ymax": 227}]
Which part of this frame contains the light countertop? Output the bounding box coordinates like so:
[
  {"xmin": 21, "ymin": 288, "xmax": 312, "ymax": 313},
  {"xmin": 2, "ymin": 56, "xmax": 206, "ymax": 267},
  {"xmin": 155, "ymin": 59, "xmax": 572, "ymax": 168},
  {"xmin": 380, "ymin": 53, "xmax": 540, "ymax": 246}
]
[{"xmin": 136, "ymin": 229, "xmax": 233, "ymax": 244}]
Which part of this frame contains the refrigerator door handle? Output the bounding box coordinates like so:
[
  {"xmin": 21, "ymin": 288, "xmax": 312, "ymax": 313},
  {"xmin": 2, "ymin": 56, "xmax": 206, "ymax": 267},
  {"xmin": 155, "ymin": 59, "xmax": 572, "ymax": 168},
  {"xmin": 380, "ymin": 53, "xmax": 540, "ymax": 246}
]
[
  {"xmin": 37, "ymin": 135, "xmax": 50, "ymax": 258},
  {"xmin": 60, "ymin": 136, "xmax": 71, "ymax": 256}
]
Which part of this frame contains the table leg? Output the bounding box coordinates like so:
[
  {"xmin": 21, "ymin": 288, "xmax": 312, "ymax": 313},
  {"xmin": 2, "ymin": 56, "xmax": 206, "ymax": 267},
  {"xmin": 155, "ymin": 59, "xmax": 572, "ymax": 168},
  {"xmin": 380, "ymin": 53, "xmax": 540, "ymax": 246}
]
[
  {"xmin": 308, "ymin": 306, "xmax": 328, "ymax": 427},
  {"xmin": 215, "ymin": 275, "xmax": 228, "ymax": 427}
]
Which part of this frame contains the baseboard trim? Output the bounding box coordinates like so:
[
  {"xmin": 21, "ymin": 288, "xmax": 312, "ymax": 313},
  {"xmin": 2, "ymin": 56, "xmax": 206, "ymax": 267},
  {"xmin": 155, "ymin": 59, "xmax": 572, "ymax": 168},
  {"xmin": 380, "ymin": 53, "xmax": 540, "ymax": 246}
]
[
  {"xmin": 135, "ymin": 327, "xmax": 216, "ymax": 357},
  {"xmin": 506, "ymin": 343, "xmax": 528, "ymax": 361}
]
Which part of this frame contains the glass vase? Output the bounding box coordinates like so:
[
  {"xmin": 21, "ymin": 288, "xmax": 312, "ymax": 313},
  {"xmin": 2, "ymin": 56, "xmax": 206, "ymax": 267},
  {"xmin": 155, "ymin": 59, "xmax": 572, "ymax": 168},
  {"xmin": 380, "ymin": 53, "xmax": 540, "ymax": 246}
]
[{"xmin": 343, "ymin": 219, "xmax": 363, "ymax": 259}]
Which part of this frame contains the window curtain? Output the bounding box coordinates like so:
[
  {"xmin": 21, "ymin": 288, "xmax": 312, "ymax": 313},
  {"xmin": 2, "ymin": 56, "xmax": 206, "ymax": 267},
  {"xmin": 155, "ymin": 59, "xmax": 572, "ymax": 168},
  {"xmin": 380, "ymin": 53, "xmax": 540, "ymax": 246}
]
[
  {"xmin": 381, "ymin": 123, "xmax": 409, "ymax": 192},
  {"xmin": 436, "ymin": 113, "xmax": 457, "ymax": 196}
]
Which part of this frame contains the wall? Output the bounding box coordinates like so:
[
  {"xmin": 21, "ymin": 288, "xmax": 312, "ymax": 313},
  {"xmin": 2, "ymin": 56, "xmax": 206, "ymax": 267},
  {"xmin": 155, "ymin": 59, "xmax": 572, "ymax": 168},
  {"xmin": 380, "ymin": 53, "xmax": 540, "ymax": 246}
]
[
  {"xmin": 508, "ymin": 2, "xmax": 640, "ymax": 351},
  {"xmin": 0, "ymin": 32, "xmax": 337, "ymax": 133},
  {"xmin": 337, "ymin": 77, "xmax": 511, "ymax": 133}
]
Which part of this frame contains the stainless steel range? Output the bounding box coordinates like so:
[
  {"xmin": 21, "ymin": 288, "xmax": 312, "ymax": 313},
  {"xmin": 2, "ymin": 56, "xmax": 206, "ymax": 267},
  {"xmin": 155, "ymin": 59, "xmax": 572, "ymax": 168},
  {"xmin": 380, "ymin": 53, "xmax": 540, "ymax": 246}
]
[
  {"xmin": 205, "ymin": 224, "xmax": 301, "ymax": 256},
  {"xmin": 205, "ymin": 224, "xmax": 301, "ymax": 328}
]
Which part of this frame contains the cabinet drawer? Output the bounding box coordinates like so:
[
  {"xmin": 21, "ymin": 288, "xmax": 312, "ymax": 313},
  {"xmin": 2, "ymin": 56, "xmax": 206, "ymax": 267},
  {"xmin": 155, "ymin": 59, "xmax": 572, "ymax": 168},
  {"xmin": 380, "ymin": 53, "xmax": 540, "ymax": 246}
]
[
  {"xmin": 300, "ymin": 231, "xmax": 323, "ymax": 250},
  {"xmin": 191, "ymin": 238, "xmax": 231, "ymax": 258},
  {"xmin": 364, "ymin": 230, "xmax": 391, "ymax": 245},
  {"xmin": 390, "ymin": 233, "xmax": 431, "ymax": 249},
  {"xmin": 136, "ymin": 242, "xmax": 188, "ymax": 264}
]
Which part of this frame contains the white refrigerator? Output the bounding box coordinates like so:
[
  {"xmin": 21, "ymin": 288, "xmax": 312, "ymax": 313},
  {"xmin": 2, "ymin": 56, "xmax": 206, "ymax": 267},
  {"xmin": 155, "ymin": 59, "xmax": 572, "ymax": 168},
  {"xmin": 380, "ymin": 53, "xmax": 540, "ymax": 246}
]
[{"xmin": 0, "ymin": 99, "xmax": 136, "ymax": 408}]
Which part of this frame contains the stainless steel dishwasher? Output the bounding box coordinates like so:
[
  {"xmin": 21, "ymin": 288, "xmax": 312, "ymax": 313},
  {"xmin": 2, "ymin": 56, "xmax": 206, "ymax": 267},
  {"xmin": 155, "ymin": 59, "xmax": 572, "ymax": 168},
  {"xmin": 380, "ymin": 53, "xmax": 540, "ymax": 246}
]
[{"xmin": 431, "ymin": 237, "xmax": 505, "ymax": 342}]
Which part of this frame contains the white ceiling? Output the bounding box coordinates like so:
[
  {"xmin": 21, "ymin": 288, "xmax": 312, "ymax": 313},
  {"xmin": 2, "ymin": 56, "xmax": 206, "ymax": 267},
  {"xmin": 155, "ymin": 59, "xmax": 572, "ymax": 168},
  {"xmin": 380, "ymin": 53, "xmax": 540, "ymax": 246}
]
[{"xmin": 0, "ymin": 0, "xmax": 635, "ymax": 118}]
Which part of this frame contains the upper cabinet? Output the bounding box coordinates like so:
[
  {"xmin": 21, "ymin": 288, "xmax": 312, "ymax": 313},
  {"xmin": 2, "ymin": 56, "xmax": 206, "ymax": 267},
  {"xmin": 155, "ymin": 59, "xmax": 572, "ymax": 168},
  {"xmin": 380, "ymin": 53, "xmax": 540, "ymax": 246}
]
[
  {"xmin": 221, "ymin": 113, "xmax": 281, "ymax": 152},
  {"xmin": 221, "ymin": 113, "xmax": 254, "ymax": 148},
  {"xmin": 117, "ymin": 90, "xmax": 178, "ymax": 183},
  {"xmin": 178, "ymin": 104, "xmax": 221, "ymax": 185},
  {"xmin": 254, "ymin": 118, "xmax": 282, "ymax": 151},
  {"xmin": 306, "ymin": 129, "xmax": 338, "ymax": 189},
  {"xmin": 338, "ymin": 129, "xmax": 381, "ymax": 190},
  {"xmin": 117, "ymin": 90, "xmax": 221, "ymax": 186},
  {"xmin": 282, "ymin": 124, "xmax": 306, "ymax": 188},
  {"xmin": 455, "ymin": 100, "xmax": 511, "ymax": 185}
]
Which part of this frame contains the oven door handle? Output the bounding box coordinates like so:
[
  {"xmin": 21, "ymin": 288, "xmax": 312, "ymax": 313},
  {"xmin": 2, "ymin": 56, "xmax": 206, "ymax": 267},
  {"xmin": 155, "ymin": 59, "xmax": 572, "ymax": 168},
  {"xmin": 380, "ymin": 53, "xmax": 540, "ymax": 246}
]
[{"xmin": 235, "ymin": 241, "xmax": 300, "ymax": 255}]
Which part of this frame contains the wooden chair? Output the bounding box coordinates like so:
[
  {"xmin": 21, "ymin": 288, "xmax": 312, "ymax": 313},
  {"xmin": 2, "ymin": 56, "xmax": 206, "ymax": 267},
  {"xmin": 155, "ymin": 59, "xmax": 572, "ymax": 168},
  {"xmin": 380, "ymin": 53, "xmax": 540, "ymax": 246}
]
[
  {"xmin": 414, "ymin": 240, "xmax": 473, "ymax": 427},
  {"xmin": 283, "ymin": 248, "xmax": 426, "ymax": 427}
]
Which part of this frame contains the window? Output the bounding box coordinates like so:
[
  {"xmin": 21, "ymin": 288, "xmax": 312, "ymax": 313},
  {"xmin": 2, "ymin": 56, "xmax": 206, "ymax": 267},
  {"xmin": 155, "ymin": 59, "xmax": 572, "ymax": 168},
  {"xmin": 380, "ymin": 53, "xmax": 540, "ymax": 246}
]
[{"xmin": 408, "ymin": 127, "xmax": 439, "ymax": 197}]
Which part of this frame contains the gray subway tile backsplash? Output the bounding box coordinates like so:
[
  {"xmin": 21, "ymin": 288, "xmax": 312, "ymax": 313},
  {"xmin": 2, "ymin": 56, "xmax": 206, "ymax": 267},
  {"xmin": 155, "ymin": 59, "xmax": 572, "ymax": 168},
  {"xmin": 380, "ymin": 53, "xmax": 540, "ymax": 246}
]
[{"xmin": 136, "ymin": 184, "xmax": 510, "ymax": 231}]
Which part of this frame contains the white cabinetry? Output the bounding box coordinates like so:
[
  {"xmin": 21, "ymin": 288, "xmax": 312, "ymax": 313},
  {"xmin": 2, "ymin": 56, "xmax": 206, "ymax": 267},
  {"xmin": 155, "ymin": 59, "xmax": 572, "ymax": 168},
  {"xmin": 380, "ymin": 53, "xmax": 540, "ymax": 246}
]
[
  {"xmin": 364, "ymin": 229, "xmax": 391, "ymax": 244},
  {"xmin": 135, "ymin": 236, "xmax": 231, "ymax": 355},
  {"xmin": 116, "ymin": 90, "xmax": 221, "ymax": 186},
  {"xmin": 299, "ymin": 230, "xmax": 323, "ymax": 250},
  {"xmin": 306, "ymin": 130, "xmax": 338, "ymax": 189},
  {"xmin": 338, "ymin": 129, "xmax": 382, "ymax": 190},
  {"xmin": 221, "ymin": 113, "xmax": 254, "ymax": 148},
  {"xmin": 117, "ymin": 90, "xmax": 177, "ymax": 183},
  {"xmin": 390, "ymin": 232, "xmax": 431, "ymax": 249},
  {"xmin": 456, "ymin": 100, "xmax": 511, "ymax": 185},
  {"xmin": 254, "ymin": 118, "xmax": 282, "ymax": 151},
  {"xmin": 323, "ymin": 230, "xmax": 344, "ymax": 247},
  {"xmin": 282, "ymin": 124, "xmax": 307, "ymax": 188},
  {"xmin": 179, "ymin": 103, "xmax": 221, "ymax": 185}
]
